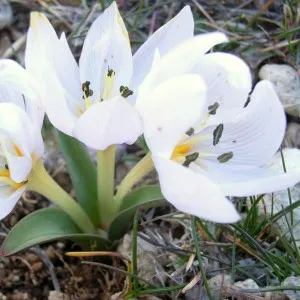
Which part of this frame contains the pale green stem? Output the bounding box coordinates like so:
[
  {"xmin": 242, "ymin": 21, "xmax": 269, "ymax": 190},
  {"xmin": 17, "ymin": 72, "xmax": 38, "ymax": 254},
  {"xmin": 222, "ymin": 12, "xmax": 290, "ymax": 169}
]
[
  {"xmin": 27, "ymin": 159, "xmax": 95, "ymax": 234},
  {"xmin": 97, "ymin": 145, "xmax": 116, "ymax": 229},
  {"xmin": 115, "ymin": 152, "xmax": 154, "ymax": 207}
]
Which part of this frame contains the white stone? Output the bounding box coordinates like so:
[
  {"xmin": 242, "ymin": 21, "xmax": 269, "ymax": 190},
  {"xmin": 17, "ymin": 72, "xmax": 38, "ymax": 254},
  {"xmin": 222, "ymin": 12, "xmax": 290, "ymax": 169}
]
[
  {"xmin": 234, "ymin": 279, "xmax": 261, "ymax": 295},
  {"xmin": 258, "ymin": 64, "xmax": 300, "ymax": 117},
  {"xmin": 208, "ymin": 274, "xmax": 232, "ymax": 298},
  {"xmin": 283, "ymin": 123, "xmax": 300, "ymax": 149},
  {"xmin": 0, "ymin": 0, "xmax": 12, "ymax": 30},
  {"xmin": 118, "ymin": 233, "xmax": 167, "ymax": 284},
  {"xmin": 48, "ymin": 291, "xmax": 70, "ymax": 300},
  {"xmin": 281, "ymin": 276, "xmax": 300, "ymax": 299}
]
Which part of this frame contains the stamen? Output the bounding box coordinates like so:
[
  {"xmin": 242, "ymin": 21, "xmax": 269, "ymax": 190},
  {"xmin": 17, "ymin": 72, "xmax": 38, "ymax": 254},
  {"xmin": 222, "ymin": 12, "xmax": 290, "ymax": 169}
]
[
  {"xmin": 82, "ymin": 81, "xmax": 93, "ymax": 98},
  {"xmin": 217, "ymin": 152, "xmax": 233, "ymax": 163},
  {"xmin": 208, "ymin": 102, "xmax": 220, "ymax": 115},
  {"xmin": 185, "ymin": 127, "xmax": 195, "ymax": 136},
  {"xmin": 213, "ymin": 124, "xmax": 224, "ymax": 146},
  {"xmin": 183, "ymin": 152, "xmax": 199, "ymax": 167},
  {"xmin": 82, "ymin": 81, "xmax": 93, "ymax": 108},
  {"xmin": 120, "ymin": 86, "xmax": 133, "ymax": 98},
  {"xmin": 107, "ymin": 67, "xmax": 115, "ymax": 77}
]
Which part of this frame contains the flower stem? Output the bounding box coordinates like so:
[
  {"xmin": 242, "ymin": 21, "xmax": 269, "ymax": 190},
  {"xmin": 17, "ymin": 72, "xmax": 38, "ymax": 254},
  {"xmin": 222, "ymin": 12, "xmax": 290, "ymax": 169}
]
[
  {"xmin": 115, "ymin": 152, "xmax": 154, "ymax": 207},
  {"xmin": 27, "ymin": 159, "xmax": 95, "ymax": 234},
  {"xmin": 97, "ymin": 145, "xmax": 116, "ymax": 229}
]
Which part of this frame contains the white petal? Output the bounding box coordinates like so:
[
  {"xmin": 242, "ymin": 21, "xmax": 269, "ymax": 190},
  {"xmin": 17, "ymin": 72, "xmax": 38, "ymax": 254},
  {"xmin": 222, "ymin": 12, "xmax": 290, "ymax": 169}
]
[
  {"xmin": 131, "ymin": 6, "xmax": 194, "ymax": 89},
  {"xmin": 40, "ymin": 64, "xmax": 76, "ymax": 136},
  {"xmin": 0, "ymin": 103, "xmax": 39, "ymax": 182},
  {"xmin": 0, "ymin": 59, "xmax": 44, "ymax": 130},
  {"xmin": 0, "ymin": 185, "xmax": 27, "ymax": 220},
  {"xmin": 139, "ymin": 74, "xmax": 207, "ymax": 157},
  {"xmin": 153, "ymin": 156, "xmax": 240, "ymax": 223},
  {"xmin": 79, "ymin": 2, "xmax": 132, "ymax": 101},
  {"xmin": 191, "ymin": 52, "xmax": 252, "ymax": 110},
  {"xmin": 200, "ymin": 161, "xmax": 300, "ymax": 197},
  {"xmin": 26, "ymin": 12, "xmax": 82, "ymax": 116},
  {"xmin": 80, "ymin": 2, "xmax": 129, "ymax": 57},
  {"xmin": 73, "ymin": 97, "xmax": 142, "ymax": 150},
  {"xmin": 138, "ymin": 32, "xmax": 228, "ymax": 100},
  {"xmin": 57, "ymin": 33, "xmax": 82, "ymax": 104},
  {"xmin": 196, "ymin": 80, "xmax": 286, "ymax": 166}
]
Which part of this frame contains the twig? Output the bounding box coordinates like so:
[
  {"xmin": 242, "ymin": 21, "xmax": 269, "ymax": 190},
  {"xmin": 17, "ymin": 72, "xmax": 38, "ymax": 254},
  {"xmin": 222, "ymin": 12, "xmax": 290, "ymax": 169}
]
[
  {"xmin": 257, "ymin": 38, "xmax": 300, "ymax": 53},
  {"xmin": 3, "ymin": 35, "xmax": 26, "ymax": 59},
  {"xmin": 81, "ymin": 260, "xmax": 155, "ymax": 288},
  {"xmin": 191, "ymin": 0, "xmax": 217, "ymax": 27}
]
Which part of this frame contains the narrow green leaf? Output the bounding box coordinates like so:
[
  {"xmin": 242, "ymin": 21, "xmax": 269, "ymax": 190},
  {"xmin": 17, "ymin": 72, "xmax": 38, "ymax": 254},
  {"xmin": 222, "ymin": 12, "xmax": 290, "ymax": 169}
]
[
  {"xmin": 55, "ymin": 130, "xmax": 99, "ymax": 226},
  {"xmin": 1, "ymin": 208, "xmax": 110, "ymax": 256},
  {"xmin": 108, "ymin": 186, "xmax": 166, "ymax": 241}
]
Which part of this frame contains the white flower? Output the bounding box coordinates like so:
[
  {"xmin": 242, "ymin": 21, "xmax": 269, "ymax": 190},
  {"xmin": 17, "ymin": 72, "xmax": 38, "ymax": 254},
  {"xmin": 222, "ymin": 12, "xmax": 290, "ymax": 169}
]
[
  {"xmin": 0, "ymin": 59, "xmax": 44, "ymax": 219},
  {"xmin": 136, "ymin": 32, "xmax": 300, "ymax": 223},
  {"xmin": 25, "ymin": 2, "xmax": 194, "ymax": 150}
]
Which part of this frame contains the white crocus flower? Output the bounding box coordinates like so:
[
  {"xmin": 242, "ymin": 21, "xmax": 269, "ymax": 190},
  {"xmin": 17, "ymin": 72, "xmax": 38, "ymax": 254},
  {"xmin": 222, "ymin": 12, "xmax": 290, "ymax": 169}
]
[
  {"xmin": 25, "ymin": 2, "xmax": 194, "ymax": 150},
  {"xmin": 140, "ymin": 79, "xmax": 300, "ymax": 223},
  {"xmin": 0, "ymin": 59, "xmax": 44, "ymax": 220},
  {"xmin": 136, "ymin": 32, "xmax": 300, "ymax": 222}
]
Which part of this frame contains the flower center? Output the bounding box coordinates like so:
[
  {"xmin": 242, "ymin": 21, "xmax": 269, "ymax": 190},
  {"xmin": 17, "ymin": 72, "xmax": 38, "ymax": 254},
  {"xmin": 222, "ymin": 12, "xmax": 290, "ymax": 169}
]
[
  {"xmin": 0, "ymin": 168, "xmax": 26, "ymax": 190},
  {"xmin": 171, "ymin": 142, "xmax": 192, "ymax": 160},
  {"xmin": 0, "ymin": 143, "xmax": 27, "ymax": 190}
]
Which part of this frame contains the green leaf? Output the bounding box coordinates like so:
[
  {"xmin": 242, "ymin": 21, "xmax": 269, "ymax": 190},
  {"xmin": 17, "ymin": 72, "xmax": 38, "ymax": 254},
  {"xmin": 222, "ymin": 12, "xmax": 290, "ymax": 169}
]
[
  {"xmin": 55, "ymin": 130, "xmax": 99, "ymax": 226},
  {"xmin": 1, "ymin": 208, "xmax": 110, "ymax": 256},
  {"xmin": 108, "ymin": 186, "xmax": 166, "ymax": 241}
]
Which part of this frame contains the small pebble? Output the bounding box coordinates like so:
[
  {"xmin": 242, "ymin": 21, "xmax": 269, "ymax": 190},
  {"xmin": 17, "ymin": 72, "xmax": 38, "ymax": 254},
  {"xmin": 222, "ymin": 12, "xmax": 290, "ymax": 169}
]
[
  {"xmin": 32, "ymin": 261, "xmax": 43, "ymax": 272},
  {"xmin": 0, "ymin": 0, "xmax": 12, "ymax": 30},
  {"xmin": 259, "ymin": 64, "xmax": 300, "ymax": 117},
  {"xmin": 283, "ymin": 122, "xmax": 300, "ymax": 149},
  {"xmin": 234, "ymin": 279, "xmax": 261, "ymax": 295},
  {"xmin": 48, "ymin": 291, "xmax": 70, "ymax": 300},
  {"xmin": 281, "ymin": 276, "xmax": 300, "ymax": 299},
  {"xmin": 208, "ymin": 274, "xmax": 232, "ymax": 298}
]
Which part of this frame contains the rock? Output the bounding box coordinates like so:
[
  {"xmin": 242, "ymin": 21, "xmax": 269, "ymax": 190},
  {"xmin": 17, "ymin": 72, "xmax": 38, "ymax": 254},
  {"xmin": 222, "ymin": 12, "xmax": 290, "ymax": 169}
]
[
  {"xmin": 283, "ymin": 123, "xmax": 300, "ymax": 149},
  {"xmin": 258, "ymin": 64, "xmax": 300, "ymax": 117},
  {"xmin": 0, "ymin": 292, "xmax": 7, "ymax": 300},
  {"xmin": 118, "ymin": 233, "xmax": 167, "ymax": 285},
  {"xmin": 0, "ymin": 0, "xmax": 12, "ymax": 30},
  {"xmin": 48, "ymin": 291, "xmax": 70, "ymax": 300},
  {"xmin": 257, "ymin": 148, "xmax": 300, "ymax": 246},
  {"xmin": 208, "ymin": 274, "xmax": 232, "ymax": 299},
  {"xmin": 281, "ymin": 276, "xmax": 300, "ymax": 299},
  {"xmin": 234, "ymin": 279, "xmax": 261, "ymax": 295}
]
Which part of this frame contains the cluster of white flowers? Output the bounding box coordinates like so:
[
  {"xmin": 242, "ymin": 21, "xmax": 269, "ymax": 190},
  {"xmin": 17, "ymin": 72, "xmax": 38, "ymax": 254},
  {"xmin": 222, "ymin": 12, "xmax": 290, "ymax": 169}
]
[{"xmin": 1, "ymin": 2, "xmax": 300, "ymax": 223}]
